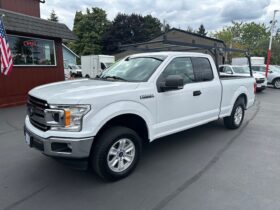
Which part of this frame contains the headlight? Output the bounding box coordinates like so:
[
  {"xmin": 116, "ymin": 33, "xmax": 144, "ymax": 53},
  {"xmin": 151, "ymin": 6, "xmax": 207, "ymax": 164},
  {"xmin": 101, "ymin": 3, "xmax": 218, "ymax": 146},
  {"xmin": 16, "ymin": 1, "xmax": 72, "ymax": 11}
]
[{"xmin": 44, "ymin": 105, "xmax": 90, "ymax": 132}]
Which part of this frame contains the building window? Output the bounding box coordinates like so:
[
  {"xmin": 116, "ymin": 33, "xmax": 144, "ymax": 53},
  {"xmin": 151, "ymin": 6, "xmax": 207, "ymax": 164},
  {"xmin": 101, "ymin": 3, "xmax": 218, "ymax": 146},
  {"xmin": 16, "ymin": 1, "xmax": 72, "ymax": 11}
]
[{"xmin": 8, "ymin": 35, "xmax": 56, "ymax": 66}]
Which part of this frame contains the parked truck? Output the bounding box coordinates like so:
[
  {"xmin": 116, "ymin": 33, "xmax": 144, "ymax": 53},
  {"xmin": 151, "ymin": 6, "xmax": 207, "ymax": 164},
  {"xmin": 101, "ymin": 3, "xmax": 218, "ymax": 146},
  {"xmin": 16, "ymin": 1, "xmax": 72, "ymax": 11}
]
[
  {"xmin": 81, "ymin": 55, "xmax": 115, "ymax": 78},
  {"xmin": 219, "ymin": 65, "xmax": 267, "ymax": 91},
  {"xmin": 251, "ymin": 65, "xmax": 280, "ymax": 89},
  {"xmin": 24, "ymin": 52, "xmax": 256, "ymax": 181},
  {"xmin": 64, "ymin": 63, "xmax": 83, "ymax": 79},
  {"xmin": 232, "ymin": 57, "xmax": 265, "ymax": 66}
]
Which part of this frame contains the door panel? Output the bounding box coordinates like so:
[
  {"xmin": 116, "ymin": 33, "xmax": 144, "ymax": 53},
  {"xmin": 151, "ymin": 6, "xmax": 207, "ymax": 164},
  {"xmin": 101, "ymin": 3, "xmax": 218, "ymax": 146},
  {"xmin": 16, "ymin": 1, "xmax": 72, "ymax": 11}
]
[{"xmin": 154, "ymin": 57, "xmax": 221, "ymax": 138}]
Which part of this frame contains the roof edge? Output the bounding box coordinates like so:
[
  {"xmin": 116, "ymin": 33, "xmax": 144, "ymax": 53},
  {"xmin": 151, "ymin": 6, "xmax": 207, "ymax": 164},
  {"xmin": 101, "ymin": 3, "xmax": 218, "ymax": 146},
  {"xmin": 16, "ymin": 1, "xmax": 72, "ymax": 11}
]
[
  {"xmin": 0, "ymin": 8, "xmax": 69, "ymax": 28},
  {"xmin": 62, "ymin": 44, "xmax": 80, "ymax": 58},
  {"xmin": 169, "ymin": 28, "xmax": 225, "ymax": 45}
]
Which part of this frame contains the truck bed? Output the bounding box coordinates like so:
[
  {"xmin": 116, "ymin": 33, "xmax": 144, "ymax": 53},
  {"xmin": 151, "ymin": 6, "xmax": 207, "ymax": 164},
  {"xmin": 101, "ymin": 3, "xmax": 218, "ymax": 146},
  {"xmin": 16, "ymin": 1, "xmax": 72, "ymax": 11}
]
[
  {"xmin": 219, "ymin": 76, "xmax": 255, "ymax": 118},
  {"xmin": 219, "ymin": 75, "xmax": 252, "ymax": 80}
]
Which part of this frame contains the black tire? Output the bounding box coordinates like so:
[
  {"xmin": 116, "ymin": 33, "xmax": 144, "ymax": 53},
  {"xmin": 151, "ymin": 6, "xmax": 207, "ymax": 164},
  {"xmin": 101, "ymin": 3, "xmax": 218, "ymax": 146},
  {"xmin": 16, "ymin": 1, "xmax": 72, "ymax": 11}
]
[
  {"xmin": 273, "ymin": 78, "xmax": 280, "ymax": 89},
  {"xmin": 71, "ymin": 73, "xmax": 76, "ymax": 78},
  {"xmin": 85, "ymin": 74, "xmax": 90, "ymax": 78},
  {"xmin": 91, "ymin": 126, "xmax": 142, "ymax": 181},
  {"xmin": 224, "ymin": 97, "xmax": 245, "ymax": 129}
]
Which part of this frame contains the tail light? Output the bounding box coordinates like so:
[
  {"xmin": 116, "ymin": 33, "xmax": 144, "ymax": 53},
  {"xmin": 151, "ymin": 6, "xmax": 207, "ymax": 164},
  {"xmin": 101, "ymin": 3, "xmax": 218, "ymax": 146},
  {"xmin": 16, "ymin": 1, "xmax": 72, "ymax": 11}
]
[{"xmin": 254, "ymin": 82, "xmax": 257, "ymax": 94}]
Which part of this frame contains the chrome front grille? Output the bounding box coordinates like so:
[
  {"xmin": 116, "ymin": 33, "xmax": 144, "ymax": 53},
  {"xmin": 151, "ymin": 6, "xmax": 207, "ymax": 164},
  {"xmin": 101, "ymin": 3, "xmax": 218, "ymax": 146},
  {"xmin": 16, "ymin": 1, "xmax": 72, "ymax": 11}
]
[{"xmin": 27, "ymin": 95, "xmax": 49, "ymax": 131}]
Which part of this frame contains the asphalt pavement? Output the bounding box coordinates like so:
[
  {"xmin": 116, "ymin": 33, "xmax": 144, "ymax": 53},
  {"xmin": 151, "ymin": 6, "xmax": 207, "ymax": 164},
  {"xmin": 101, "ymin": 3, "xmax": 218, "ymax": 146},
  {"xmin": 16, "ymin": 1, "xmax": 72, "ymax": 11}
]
[{"xmin": 1, "ymin": 88, "xmax": 280, "ymax": 210}]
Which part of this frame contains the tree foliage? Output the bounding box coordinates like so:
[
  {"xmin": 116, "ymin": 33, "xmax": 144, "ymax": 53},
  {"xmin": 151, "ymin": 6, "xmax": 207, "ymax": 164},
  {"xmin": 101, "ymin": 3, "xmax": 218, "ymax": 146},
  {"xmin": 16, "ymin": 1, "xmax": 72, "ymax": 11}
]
[
  {"xmin": 197, "ymin": 24, "xmax": 207, "ymax": 36},
  {"xmin": 214, "ymin": 21, "xmax": 280, "ymax": 64},
  {"xmin": 102, "ymin": 13, "xmax": 162, "ymax": 53},
  {"xmin": 48, "ymin": 10, "xmax": 59, "ymax": 22},
  {"xmin": 68, "ymin": 9, "xmax": 162, "ymax": 55},
  {"xmin": 68, "ymin": 8, "xmax": 110, "ymax": 55}
]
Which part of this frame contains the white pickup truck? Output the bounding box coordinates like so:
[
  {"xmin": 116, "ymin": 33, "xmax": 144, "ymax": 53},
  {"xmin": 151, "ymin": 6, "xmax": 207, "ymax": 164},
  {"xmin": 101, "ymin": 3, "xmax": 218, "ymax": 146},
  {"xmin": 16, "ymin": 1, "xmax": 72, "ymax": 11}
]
[{"xmin": 24, "ymin": 52, "xmax": 255, "ymax": 181}]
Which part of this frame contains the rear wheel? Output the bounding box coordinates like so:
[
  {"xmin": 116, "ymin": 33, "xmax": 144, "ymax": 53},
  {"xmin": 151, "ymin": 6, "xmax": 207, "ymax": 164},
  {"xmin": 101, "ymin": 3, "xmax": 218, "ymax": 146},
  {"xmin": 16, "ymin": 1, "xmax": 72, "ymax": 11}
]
[
  {"xmin": 273, "ymin": 78, "xmax": 280, "ymax": 89},
  {"xmin": 91, "ymin": 126, "xmax": 142, "ymax": 181},
  {"xmin": 224, "ymin": 97, "xmax": 245, "ymax": 129},
  {"xmin": 85, "ymin": 74, "xmax": 90, "ymax": 78}
]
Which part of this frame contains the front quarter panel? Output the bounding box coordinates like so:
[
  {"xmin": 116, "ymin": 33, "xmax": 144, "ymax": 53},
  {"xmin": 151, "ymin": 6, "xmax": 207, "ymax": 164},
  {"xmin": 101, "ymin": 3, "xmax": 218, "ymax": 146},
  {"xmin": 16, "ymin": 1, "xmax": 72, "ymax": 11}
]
[{"xmin": 82, "ymin": 100, "xmax": 155, "ymax": 140}]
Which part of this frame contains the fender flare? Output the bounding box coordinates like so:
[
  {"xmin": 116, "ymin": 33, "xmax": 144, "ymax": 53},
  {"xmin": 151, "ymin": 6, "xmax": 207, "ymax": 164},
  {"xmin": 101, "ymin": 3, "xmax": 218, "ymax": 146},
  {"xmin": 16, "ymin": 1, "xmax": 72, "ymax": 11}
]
[
  {"xmin": 85, "ymin": 101, "xmax": 154, "ymax": 139},
  {"xmin": 229, "ymin": 86, "xmax": 248, "ymax": 113}
]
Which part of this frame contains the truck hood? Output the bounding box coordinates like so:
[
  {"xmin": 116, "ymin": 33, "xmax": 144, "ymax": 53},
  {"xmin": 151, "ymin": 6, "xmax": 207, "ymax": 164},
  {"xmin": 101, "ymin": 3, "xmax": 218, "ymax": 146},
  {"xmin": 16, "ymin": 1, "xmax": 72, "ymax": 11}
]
[
  {"xmin": 253, "ymin": 72, "xmax": 266, "ymax": 79},
  {"xmin": 29, "ymin": 79, "xmax": 140, "ymax": 104}
]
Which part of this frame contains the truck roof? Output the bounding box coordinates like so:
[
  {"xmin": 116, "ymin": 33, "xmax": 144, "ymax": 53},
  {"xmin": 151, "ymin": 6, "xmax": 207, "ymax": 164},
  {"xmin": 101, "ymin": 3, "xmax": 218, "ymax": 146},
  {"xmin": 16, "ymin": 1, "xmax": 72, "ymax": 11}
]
[{"xmin": 131, "ymin": 51, "xmax": 209, "ymax": 58}]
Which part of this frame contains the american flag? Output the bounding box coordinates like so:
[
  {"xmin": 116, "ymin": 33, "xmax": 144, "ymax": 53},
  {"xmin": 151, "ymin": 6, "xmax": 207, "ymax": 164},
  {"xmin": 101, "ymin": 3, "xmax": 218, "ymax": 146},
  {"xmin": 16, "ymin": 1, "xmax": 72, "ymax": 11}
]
[{"xmin": 0, "ymin": 19, "xmax": 13, "ymax": 76}]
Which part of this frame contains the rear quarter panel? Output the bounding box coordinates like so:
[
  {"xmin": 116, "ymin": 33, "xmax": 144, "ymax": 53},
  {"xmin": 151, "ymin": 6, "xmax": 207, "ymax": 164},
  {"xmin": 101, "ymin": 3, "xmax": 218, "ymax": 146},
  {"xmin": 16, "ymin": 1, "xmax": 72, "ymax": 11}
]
[{"xmin": 219, "ymin": 77, "xmax": 255, "ymax": 118}]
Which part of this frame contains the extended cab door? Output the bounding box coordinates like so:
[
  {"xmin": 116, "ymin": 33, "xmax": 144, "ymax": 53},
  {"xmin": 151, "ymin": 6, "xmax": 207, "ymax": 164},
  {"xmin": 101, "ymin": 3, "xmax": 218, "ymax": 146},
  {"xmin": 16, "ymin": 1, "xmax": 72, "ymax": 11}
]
[{"xmin": 154, "ymin": 56, "xmax": 221, "ymax": 138}]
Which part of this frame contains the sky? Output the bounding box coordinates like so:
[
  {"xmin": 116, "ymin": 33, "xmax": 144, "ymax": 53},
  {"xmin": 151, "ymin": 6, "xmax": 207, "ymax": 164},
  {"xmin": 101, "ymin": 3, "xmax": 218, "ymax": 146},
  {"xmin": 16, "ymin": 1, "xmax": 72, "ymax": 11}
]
[{"xmin": 40, "ymin": 0, "xmax": 280, "ymax": 32}]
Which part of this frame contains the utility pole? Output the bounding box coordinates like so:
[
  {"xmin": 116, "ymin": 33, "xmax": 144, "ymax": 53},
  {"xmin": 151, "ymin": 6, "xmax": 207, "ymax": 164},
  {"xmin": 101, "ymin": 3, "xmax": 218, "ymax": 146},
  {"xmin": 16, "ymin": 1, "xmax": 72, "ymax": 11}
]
[{"xmin": 265, "ymin": 10, "xmax": 279, "ymax": 78}]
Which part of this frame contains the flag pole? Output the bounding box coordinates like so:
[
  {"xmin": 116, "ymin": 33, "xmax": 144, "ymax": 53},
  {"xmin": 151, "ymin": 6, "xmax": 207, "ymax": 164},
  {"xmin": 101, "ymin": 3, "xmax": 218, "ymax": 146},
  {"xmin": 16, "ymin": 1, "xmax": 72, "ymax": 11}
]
[
  {"xmin": 0, "ymin": 14, "xmax": 4, "ymax": 75},
  {"xmin": 265, "ymin": 10, "xmax": 279, "ymax": 78},
  {"xmin": 0, "ymin": 13, "xmax": 14, "ymax": 76}
]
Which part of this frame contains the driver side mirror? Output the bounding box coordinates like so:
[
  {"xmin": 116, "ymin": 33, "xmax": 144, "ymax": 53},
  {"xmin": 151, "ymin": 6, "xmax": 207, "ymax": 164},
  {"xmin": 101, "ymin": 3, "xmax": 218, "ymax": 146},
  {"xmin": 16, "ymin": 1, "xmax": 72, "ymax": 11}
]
[
  {"xmin": 269, "ymin": 70, "xmax": 273, "ymax": 74},
  {"xmin": 160, "ymin": 75, "xmax": 184, "ymax": 92}
]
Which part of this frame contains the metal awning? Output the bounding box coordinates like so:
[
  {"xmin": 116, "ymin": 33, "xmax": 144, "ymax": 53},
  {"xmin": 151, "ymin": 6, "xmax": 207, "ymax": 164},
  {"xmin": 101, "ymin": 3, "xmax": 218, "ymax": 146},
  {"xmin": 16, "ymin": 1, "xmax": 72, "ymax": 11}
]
[{"xmin": 0, "ymin": 9, "xmax": 77, "ymax": 41}]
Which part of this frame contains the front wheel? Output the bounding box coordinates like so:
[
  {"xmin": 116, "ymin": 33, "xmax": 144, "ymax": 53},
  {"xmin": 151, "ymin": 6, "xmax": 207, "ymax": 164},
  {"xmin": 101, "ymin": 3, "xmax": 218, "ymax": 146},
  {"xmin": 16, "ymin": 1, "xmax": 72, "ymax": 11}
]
[
  {"xmin": 91, "ymin": 126, "xmax": 142, "ymax": 181},
  {"xmin": 273, "ymin": 78, "xmax": 280, "ymax": 89},
  {"xmin": 224, "ymin": 98, "xmax": 245, "ymax": 129}
]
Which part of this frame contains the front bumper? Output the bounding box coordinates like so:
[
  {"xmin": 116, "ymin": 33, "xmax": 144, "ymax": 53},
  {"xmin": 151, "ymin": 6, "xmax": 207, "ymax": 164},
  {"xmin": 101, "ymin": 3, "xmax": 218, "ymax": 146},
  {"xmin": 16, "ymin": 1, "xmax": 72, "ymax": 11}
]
[
  {"xmin": 256, "ymin": 80, "xmax": 267, "ymax": 90},
  {"xmin": 24, "ymin": 126, "xmax": 94, "ymax": 159}
]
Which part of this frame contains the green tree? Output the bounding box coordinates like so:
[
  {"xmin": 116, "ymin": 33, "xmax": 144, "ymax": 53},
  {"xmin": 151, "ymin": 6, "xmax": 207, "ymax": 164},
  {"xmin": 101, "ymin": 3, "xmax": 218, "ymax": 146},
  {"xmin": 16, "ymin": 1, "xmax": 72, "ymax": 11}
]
[
  {"xmin": 213, "ymin": 21, "xmax": 279, "ymax": 63},
  {"xmin": 69, "ymin": 8, "xmax": 110, "ymax": 55},
  {"xmin": 102, "ymin": 13, "xmax": 162, "ymax": 53},
  {"xmin": 48, "ymin": 10, "xmax": 59, "ymax": 22},
  {"xmin": 143, "ymin": 15, "xmax": 162, "ymax": 39},
  {"xmin": 241, "ymin": 22, "xmax": 269, "ymax": 52},
  {"xmin": 197, "ymin": 24, "xmax": 207, "ymax": 36}
]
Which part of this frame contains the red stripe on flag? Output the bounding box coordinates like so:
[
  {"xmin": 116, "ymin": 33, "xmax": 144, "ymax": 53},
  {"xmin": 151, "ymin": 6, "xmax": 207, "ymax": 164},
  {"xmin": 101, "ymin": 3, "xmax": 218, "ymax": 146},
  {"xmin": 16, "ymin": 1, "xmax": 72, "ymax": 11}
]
[{"xmin": 0, "ymin": 38, "xmax": 9, "ymax": 67}]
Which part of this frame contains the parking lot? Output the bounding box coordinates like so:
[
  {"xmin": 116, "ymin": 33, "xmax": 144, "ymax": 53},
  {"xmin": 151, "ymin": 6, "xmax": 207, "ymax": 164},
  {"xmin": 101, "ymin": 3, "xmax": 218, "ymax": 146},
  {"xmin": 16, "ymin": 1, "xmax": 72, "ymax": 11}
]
[{"xmin": 0, "ymin": 88, "xmax": 280, "ymax": 210}]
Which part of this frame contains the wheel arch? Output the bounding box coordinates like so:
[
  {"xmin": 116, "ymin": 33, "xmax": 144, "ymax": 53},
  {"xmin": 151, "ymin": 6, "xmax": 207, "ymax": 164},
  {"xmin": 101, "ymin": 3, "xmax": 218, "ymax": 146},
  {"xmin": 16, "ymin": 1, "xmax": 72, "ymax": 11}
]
[
  {"xmin": 95, "ymin": 113, "xmax": 150, "ymax": 145},
  {"xmin": 237, "ymin": 93, "xmax": 247, "ymax": 108},
  {"xmin": 272, "ymin": 77, "xmax": 280, "ymax": 84},
  {"xmin": 228, "ymin": 88, "xmax": 248, "ymax": 115}
]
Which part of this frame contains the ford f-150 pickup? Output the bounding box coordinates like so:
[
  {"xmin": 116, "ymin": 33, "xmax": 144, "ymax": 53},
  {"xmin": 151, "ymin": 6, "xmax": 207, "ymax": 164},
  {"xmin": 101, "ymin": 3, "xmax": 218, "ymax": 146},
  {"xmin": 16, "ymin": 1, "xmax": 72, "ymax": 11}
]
[{"xmin": 24, "ymin": 52, "xmax": 256, "ymax": 181}]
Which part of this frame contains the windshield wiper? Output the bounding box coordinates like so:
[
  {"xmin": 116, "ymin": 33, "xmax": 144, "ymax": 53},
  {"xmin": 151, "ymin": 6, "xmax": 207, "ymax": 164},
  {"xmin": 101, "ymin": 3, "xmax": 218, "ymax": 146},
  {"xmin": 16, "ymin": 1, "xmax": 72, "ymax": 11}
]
[{"xmin": 103, "ymin": 76, "xmax": 127, "ymax": 81}]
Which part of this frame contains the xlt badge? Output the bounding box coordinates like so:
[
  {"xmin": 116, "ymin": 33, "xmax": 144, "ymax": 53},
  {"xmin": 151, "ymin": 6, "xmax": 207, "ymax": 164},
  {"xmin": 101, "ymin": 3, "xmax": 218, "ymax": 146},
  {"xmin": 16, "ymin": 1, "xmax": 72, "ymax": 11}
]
[{"xmin": 140, "ymin": 94, "xmax": 154, "ymax": 100}]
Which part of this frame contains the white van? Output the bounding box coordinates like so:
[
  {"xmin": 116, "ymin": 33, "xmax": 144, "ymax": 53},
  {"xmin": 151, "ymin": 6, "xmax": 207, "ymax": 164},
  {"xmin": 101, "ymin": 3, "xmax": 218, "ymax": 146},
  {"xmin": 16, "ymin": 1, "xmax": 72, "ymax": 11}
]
[{"xmin": 81, "ymin": 55, "xmax": 115, "ymax": 78}]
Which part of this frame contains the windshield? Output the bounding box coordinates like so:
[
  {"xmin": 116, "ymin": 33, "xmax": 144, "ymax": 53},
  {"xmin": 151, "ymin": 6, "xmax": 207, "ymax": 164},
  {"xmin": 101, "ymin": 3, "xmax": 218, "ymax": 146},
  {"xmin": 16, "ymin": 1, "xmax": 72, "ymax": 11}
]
[
  {"xmin": 99, "ymin": 56, "xmax": 165, "ymax": 82},
  {"xmin": 232, "ymin": 66, "xmax": 250, "ymax": 74},
  {"xmin": 69, "ymin": 65, "xmax": 78, "ymax": 70},
  {"xmin": 105, "ymin": 63, "xmax": 114, "ymax": 68},
  {"xmin": 270, "ymin": 65, "xmax": 280, "ymax": 72}
]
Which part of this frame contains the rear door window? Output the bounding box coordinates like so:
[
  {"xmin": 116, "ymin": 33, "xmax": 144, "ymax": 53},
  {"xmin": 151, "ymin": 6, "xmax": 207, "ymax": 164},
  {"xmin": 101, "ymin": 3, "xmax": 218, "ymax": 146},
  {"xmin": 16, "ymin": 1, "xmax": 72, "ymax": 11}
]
[{"xmin": 191, "ymin": 57, "xmax": 214, "ymax": 82}]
